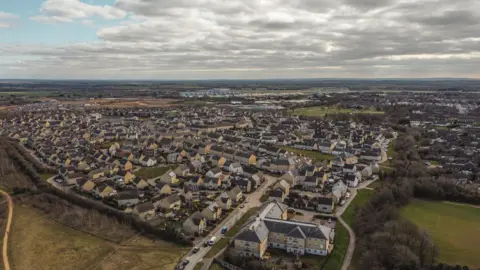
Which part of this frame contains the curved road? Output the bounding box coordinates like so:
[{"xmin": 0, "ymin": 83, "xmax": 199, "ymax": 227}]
[
  {"xmin": 0, "ymin": 190, "xmax": 13, "ymax": 270},
  {"xmin": 337, "ymin": 179, "xmax": 378, "ymax": 270}
]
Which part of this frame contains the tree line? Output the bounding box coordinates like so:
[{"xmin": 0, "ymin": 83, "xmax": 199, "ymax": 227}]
[{"xmin": 354, "ymin": 129, "xmax": 476, "ymax": 270}]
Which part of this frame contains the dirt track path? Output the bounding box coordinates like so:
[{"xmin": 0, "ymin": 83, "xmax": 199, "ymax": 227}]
[{"xmin": 0, "ymin": 190, "xmax": 13, "ymax": 270}]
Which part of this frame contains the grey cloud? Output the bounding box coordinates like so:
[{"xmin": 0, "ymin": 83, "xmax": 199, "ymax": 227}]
[{"xmin": 2, "ymin": 0, "xmax": 480, "ymax": 79}]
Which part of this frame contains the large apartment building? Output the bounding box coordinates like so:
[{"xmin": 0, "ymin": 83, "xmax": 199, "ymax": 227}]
[{"xmin": 234, "ymin": 201, "xmax": 333, "ymax": 258}]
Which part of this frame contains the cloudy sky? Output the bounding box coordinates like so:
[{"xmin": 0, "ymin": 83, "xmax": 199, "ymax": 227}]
[{"xmin": 1, "ymin": 0, "xmax": 479, "ymax": 79}]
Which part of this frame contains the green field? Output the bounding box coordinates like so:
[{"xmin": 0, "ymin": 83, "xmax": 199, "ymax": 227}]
[
  {"xmin": 342, "ymin": 189, "xmax": 374, "ymax": 227},
  {"xmin": 402, "ymin": 200, "xmax": 480, "ymax": 268},
  {"xmin": 281, "ymin": 146, "xmax": 334, "ymax": 162},
  {"xmin": 135, "ymin": 166, "xmax": 176, "ymax": 179},
  {"xmin": 291, "ymin": 106, "xmax": 384, "ymax": 117},
  {"xmin": 39, "ymin": 173, "xmax": 55, "ymax": 181},
  {"xmin": 0, "ymin": 91, "xmax": 53, "ymax": 97}
]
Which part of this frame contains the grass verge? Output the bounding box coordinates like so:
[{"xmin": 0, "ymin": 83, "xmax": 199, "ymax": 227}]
[
  {"xmin": 322, "ymin": 222, "xmax": 350, "ymax": 270},
  {"xmin": 194, "ymin": 262, "xmax": 204, "ymax": 270},
  {"xmin": 204, "ymin": 238, "xmax": 230, "ymax": 259},
  {"xmin": 224, "ymin": 207, "xmax": 260, "ymax": 237}
]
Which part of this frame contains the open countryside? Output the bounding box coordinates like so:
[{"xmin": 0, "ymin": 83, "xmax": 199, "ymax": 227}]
[
  {"xmin": 291, "ymin": 106, "xmax": 385, "ymax": 117},
  {"xmin": 402, "ymin": 200, "xmax": 480, "ymax": 268},
  {"xmin": 9, "ymin": 204, "xmax": 187, "ymax": 270}
]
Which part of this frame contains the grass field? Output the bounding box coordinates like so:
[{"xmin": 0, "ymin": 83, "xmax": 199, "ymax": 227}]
[
  {"xmin": 291, "ymin": 106, "xmax": 384, "ymax": 117},
  {"xmin": 39, "ymin": 172, "xmax": 55, "ymax": 181},
  {"xmin": 342, "ymin": 189, "xmax": 374, "ymax": 227},
  {"xmin": 281, "ymin": 146, "xmax": 335, "ymax": 161},
  {"xmin": 9, "ymin": 204, "xmax": 188, "ymax": 270},
  {"xmin": 9, "ymin": 204, "xmax": 114, "ymax": 270},
  {"xmin": 135, "ymin": 165, "xmax": 177, "ymax": 179},
  {"xmin": 402, "ymin": 200, "xmax": 480, "ymax": 268}
]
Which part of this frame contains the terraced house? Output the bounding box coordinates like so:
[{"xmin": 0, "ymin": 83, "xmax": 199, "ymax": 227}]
[{"xmin": 235, "ymin": 202, "xmax": 333, "ymax": 258}]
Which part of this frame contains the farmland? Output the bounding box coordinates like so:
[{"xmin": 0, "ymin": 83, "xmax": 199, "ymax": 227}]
[
  {"xmin": 291, "ymin": 106, "xmax": 384, "ymax": 117},
  {"xmin": 402, "ymin": 200, "xmax": 480, "ymax": 268}
]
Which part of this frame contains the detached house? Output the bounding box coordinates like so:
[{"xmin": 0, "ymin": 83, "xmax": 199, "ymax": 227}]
[
  {"xmin": 201, "ymin": 202, "xmax": 222, "ymax": 221},
  {"xmin": 183, "ymin": 211, "xmax": 206, "ymax": 235},
  {"xmin": 234, "ymin": 151, "xmax": 257, "ymax": 165},
  {"xmin": 227, "ymin": 186, "xmax": 243, "ymax": 203},
  {"xmin": 157, "ymin": 194, "xmax": 182, "ymax": 210},
  {"xmin": 344, "ymin": 173, "xmax": 360, "ymax": 187},
  {"xmin": 215, "ymin": 192, "xmax": 232, "ymax": 210},
  {"xmin": 94, "ymin": 183, "xmax": 115, "ymax": 198},
  {"xmin": 155, "ymin": 182, "xmax": 172, "ymax": 195},
  {"xmin": 76, "ymin": 178, "xmax": 95, "ymax": 193},
  {"xmin": 315, "ymin": 197, "xmax": 334, "ymax": 213},
  {"xmin": 343, "ymin": 164, "xmax": 357, "ymax": 174},
  {"xmin": 160, "ymin": 170, "xmax": 178, "ymax": 185},
  {"xmin": 114, "ymin": 190, "xmax": 139, "ymax": 207},
  {"xmin": 133, "ymin": 202, "xmax": 156, "ymax": 221},
  {"xmin": 132, "ymin": 176, "xmax": 149, "ymax": 189}
]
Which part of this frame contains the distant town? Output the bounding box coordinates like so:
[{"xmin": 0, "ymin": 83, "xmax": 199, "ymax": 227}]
[{"xmin": 0, "ymin": 84, "xmax": 479, "ymax": 270}]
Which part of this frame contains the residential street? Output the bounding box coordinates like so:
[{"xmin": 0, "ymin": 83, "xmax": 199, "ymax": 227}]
[{"xmin": 184, "ymin": 175, "xmax": 277, "ymax": 270}]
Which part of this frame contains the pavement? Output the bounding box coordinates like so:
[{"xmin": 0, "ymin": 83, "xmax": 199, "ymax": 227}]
[{"xmin": 184, "ymin": 175, "xmax": 277, "ymax": 270}]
